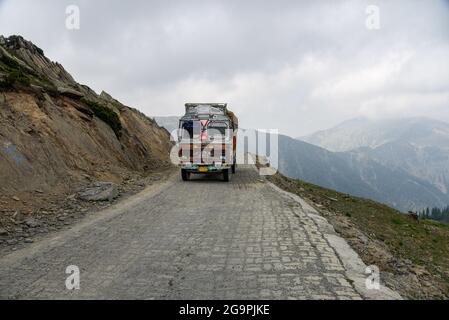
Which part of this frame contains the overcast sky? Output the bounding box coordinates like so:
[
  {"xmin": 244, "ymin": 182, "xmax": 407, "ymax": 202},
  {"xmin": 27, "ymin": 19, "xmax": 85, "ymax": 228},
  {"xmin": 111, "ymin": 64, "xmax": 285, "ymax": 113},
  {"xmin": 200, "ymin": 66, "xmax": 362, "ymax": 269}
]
[{"xmin": 1, "ymin": 0, "xmax": 449, "ymax": 136}]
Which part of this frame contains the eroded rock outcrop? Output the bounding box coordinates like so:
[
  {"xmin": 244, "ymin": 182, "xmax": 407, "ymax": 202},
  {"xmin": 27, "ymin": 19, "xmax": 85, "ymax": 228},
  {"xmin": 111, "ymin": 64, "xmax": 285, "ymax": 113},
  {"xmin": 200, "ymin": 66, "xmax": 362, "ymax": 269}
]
[{"xmin": 0, "ymin": 35, "xmax": 172, "ymax": 212}]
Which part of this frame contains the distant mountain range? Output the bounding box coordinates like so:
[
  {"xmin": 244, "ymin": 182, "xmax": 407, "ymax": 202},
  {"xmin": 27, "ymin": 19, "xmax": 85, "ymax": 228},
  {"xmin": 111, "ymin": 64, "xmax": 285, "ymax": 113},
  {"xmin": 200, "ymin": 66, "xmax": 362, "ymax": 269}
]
[
  {"xmin": 300, "ymin": 117, "xmax": 449, "ymax": 152},
  {"xmin": 278, "ymin": 134, "xmax": 449, "ymax": 212},
  {"xmin": 301, "ymin": 117, "xmax": 449, "ymax": 199},
  {"xmin": 155, "ymin": 116, "xmax": 449, "ymax": 212}
]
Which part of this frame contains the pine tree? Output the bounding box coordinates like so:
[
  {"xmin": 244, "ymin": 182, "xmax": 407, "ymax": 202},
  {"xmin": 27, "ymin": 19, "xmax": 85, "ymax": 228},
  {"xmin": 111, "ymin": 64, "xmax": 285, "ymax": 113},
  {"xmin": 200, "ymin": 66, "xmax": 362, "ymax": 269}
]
[{"xmin": 421, "ymin": 205, "xmax": 449, "ymax": 223}]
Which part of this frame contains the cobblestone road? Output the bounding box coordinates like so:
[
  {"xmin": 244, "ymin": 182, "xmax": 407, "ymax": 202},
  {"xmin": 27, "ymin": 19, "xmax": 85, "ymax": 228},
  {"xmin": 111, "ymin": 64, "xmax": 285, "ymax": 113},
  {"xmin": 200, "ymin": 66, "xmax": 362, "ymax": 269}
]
[{"xmin": 0, "ymin": 167, "xmax": 374, "ymax": 299}]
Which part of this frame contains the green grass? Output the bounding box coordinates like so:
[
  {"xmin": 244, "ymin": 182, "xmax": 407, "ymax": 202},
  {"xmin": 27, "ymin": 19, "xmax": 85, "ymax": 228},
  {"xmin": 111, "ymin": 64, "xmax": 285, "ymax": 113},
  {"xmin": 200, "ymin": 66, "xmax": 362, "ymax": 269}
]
[{"xmin": 81, "ymin": 98, "xmax": 122, "ymax": 137}]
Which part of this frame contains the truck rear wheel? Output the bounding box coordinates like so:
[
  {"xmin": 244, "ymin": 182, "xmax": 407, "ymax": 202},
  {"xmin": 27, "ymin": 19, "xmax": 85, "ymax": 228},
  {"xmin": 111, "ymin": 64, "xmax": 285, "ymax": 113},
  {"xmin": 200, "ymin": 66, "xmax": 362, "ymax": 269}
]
[
  {"xmin": 181, "ymin": 169, "xmax": 190, "ymax": 181},
  {"xmin": 223, "ymin": 169, "xmax": 230, "ymax": 182}
]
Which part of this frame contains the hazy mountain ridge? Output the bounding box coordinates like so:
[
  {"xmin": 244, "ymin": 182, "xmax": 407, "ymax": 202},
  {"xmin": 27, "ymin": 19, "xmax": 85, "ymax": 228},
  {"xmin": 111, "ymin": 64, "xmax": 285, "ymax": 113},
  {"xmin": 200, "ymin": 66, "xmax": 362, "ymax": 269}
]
[
  {"xmin": 301, "ymin": 117, "xmax": 449, "ymax": 197},
  {"xmin": 301, "ymin": 117, "xmax": 449, "ymax": 152},
  {"xmin": 278, "ymin": 135, "xmax": 449, "ymax": 212}
]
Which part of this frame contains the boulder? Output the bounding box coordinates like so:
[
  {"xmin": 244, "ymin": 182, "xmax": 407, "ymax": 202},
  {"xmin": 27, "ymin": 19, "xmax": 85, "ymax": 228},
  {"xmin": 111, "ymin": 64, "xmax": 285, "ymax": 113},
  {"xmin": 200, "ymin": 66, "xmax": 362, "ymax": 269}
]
[{"xmin": 77, "ymin": 182, "xmax": 119, "ymax": 202}]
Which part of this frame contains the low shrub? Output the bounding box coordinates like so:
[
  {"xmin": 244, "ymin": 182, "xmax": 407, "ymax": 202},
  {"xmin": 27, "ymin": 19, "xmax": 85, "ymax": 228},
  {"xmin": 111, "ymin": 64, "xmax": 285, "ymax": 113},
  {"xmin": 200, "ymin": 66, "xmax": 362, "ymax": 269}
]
[
  {"xmin": 0, "ymin": 54, "xmax": 20, "ymax": 69},
  {"xmin": 82, "ymin": 98, "xmax": 122, "ymax": 137},
  {"xmin": 0, "ymin": 69, "xmax": 30, "ymax": 88}
]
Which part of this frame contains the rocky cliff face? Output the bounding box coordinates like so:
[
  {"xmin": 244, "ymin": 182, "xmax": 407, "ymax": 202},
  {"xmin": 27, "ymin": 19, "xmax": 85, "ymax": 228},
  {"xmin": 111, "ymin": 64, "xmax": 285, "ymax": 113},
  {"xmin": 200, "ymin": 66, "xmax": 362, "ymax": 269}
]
[{"xmin": 0, "ymin": 35, "xmax": 172, "ymax": 208}]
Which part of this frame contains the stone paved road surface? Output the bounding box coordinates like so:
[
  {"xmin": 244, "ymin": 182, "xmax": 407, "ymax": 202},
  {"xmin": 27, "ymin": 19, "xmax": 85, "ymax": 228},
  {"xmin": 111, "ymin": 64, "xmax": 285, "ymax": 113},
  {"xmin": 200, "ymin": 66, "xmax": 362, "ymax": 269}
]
[{"xmin": 0, "ymin": 167, "xmax": 397, "ymax": 299}]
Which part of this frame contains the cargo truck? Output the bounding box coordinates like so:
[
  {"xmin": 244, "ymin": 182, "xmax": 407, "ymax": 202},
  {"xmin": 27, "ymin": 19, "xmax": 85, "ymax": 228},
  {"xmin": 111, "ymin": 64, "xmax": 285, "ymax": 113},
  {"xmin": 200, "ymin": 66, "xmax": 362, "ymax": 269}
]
[{"xmin": 177, "ymin": 103, "xmax": 238, "ymax": 182}]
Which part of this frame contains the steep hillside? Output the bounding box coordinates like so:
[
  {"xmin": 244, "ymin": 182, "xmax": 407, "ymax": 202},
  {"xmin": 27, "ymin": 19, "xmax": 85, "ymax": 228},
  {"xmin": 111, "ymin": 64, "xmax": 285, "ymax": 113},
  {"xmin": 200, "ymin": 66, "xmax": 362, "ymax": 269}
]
[
  {"xmin": 301, "ymin": 117, "xmax": 449, "ymax": 197},
  {"xmin": 0, "ymin": 35, "xmax": 172, "ymax": 213},
  {"xmin": 278, "ymin": 135, "xmax": 449, "ymax": 211},
  {"xmin": 350, "ymin": 141, "xmax": 449, "ymax": 195}
]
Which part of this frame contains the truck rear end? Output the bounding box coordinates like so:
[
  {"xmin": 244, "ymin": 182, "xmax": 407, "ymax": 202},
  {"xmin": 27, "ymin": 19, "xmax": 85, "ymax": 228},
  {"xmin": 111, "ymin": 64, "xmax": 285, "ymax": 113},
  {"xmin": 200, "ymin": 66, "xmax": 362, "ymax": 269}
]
[{"xmin": 177, "ymin": 103, "xmax": 238, "ymax": 182}]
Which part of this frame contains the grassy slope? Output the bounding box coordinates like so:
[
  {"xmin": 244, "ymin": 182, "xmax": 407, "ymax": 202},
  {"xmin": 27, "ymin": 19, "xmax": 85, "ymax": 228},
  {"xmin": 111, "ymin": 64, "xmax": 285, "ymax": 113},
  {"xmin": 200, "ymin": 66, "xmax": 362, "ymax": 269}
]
[{"xmin": 268, "ymin": 173, "xmax": 449, "ymax": 299}]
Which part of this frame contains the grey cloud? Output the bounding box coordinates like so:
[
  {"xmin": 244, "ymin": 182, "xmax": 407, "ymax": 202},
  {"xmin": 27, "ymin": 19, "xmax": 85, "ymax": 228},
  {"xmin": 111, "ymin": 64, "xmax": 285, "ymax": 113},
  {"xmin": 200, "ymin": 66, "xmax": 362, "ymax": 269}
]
[{"xmin": 1, "ymin": 0, "xmax": 448, "ymax": 136}]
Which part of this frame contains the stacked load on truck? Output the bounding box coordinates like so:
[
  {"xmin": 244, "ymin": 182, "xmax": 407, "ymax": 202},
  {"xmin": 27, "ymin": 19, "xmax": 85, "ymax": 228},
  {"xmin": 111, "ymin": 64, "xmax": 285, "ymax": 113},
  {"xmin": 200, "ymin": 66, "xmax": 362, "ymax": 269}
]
[{"xmin": 183, "ymin": 103, "xmax": 238, "ymax": 128}]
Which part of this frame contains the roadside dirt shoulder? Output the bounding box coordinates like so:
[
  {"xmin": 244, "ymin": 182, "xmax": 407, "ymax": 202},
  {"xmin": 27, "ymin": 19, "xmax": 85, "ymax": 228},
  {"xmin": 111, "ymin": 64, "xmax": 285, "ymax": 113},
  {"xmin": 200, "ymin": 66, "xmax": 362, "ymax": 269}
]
[{"xmin": 0, "ymin": 167, "xmax": 176, "ymax": 257}]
